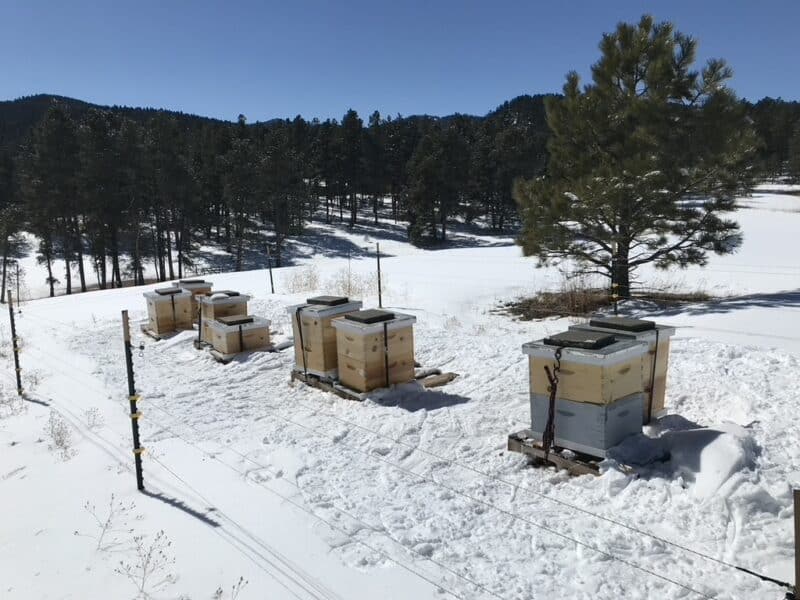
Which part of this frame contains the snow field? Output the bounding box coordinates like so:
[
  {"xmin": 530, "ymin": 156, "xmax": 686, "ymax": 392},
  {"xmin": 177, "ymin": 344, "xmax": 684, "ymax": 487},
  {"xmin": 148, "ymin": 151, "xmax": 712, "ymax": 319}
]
[{"xmin": 1, "ymin": 187, "xmax": 799, "ymax": 599}]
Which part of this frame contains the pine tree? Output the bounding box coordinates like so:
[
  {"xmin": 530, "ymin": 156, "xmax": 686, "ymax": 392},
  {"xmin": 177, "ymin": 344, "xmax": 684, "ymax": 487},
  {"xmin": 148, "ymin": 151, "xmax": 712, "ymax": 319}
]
[{"xmin": 514, "ymin": 15, "xmax": 757, "ymax": 298}]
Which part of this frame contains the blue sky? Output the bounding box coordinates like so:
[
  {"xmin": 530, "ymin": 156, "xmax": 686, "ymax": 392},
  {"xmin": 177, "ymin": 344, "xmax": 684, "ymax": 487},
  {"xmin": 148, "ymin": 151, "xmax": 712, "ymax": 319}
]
[{"xmin": 1, "ymin": 0, "xmax": 798, "ymax": 122}]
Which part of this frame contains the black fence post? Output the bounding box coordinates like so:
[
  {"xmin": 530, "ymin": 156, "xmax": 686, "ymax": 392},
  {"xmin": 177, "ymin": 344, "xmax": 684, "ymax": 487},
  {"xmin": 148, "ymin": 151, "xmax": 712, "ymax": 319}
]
[
  {"xmin": 376, "ymin": 242, "xmax": 383, "ymax": 308},
  {"xmin": 121, "ymin": 310, "xmax": 145, "ymax": 492},
  {"xmin": 8, "ymin": 291, "xmax": 22, "ymax": 396}
]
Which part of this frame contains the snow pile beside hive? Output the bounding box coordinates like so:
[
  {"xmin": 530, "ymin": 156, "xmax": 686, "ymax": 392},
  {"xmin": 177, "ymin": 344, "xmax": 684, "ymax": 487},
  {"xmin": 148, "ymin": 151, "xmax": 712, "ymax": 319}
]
[{"xmin": 611, "ymin": 419, "xmax": 758, "ymax": 499}]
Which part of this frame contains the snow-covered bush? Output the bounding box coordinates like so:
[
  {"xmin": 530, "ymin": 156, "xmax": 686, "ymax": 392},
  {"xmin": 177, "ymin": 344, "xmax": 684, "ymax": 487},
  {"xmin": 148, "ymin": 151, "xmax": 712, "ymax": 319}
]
[{"xmin": 74, "ymin": 493, "xmax": 137, "ymax": 551}]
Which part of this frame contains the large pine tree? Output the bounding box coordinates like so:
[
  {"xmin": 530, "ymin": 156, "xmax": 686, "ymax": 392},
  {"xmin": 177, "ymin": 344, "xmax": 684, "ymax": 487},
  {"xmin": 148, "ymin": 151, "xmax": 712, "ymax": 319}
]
[{"xmin": 514, "ymin": 15, "xmax": 757, "ymax": 298}]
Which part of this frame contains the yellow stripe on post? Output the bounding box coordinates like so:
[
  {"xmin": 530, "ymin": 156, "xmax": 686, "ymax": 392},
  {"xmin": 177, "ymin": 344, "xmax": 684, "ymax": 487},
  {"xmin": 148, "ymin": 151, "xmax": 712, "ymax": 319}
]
[
  {"xmin": 131, "ymin": 412, "xmax": 142, "ymax": 420},
  {"xmin": 133, "ymin": 447, "xmax": 145, "ymax": 455}
]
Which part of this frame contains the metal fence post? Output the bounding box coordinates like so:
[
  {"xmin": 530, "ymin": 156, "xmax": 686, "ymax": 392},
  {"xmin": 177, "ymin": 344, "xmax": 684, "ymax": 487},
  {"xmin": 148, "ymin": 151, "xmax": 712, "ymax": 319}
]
[
  {"xmin": 121, "ymin": 310, "xmax": 145, "ymax": 491},
  {"xmin": 376, "ymin": 242, "xmax": 383, "ymax": 308}
]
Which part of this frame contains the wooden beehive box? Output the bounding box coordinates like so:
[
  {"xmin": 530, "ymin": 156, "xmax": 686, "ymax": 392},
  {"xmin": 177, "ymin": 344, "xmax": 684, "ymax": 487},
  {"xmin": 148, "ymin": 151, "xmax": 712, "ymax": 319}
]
[
  {"xmin": 178, "ymin": 279, "xmax": 213, "ymax": 314},
  {"xmin": 207, "ymin": 315, "xmax": 271, "ymax": 356},
  {"xmin": 199, "ymin": 291, "xmax": 250, "ymax": 342},
  {"xmin": 523, "ymin": 331, "xmax": 648, "ymax": 405},
  {"xmin": 288, "ymin": 296, "xmax": 363, "ymax": 378},
  {"xmin": 332, "ymin": 310, "xmax": 416, "ymax": 393},
  {"xmin": 522, "ymin": 331, "xmax": 650, "ymax": 457},
  {"xmin": 570, "ymin": 318, "xmax": 675, "ymax": 423},
  {"xmin": 143, "ymin": 287, "xmax": 194, "ymax": 335}
]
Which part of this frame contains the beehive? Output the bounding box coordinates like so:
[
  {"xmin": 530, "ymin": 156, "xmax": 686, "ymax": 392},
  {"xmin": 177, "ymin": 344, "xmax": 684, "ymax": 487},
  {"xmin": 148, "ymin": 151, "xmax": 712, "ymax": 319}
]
[
  {"xmin": 207, "ymin": 315, "xmax": 271, "ymax": 355},
  {"xmin": 178, "ymin": 279, "xmax": 213, "ymax": 315},
  {"xmin": 199, "ymin": 291, "xmax": 250, "ymax": 342},
  {"xmin": 570, "ymin": 317, "xmax": 675, "ymax": 423},
  {"xmin": 143, "ymin": 287, "xmax": 193, "ymax": 335},
  {"xmin": 332, "ymin": 310, "xmax": 416, "ymax": 393},
  {"xmin": 522, "ymin": 331, "xmax": 649, "ymax": 457},
  {"xmin": 289, "ymin": 296, "xmax": 363, "ymax": 378}
]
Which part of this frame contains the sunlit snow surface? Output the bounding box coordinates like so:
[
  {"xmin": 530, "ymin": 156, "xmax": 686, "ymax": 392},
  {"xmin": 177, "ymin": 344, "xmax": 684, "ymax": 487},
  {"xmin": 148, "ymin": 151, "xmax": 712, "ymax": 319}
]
[{"xmin": 1, "ymin": 185, "xmax": 798, "ymax": 599}]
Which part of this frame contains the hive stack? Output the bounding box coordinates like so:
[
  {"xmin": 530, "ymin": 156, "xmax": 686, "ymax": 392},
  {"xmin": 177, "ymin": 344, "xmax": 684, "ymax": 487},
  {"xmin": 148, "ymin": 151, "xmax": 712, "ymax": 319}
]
[
  {"xmin": 522, "ymin": 330, "xmax": 649, "ymax": 457},
  {"xmin": 198, "ymin": 291, "xmax": 250, "ymax": 343},
  {"xmin": 177, "ymin": 279, "xmax": 213, "ymax": 315},
  {"xmin": 289, "ymin": 296, "xmax": 363, "ymax": 378},
  {"xmin": 207, "ymin": 315, "xmax": 271, "ymax": 355},
  {"xmin": 569, "ymin": 317, "xmax": 675, "ymax": 423},
  {"xmin": 143, "ymin": 287, "xmax": 194, "ymax": 335},
  {"xmin": 332, "ymin": 310, "xmax": 416, "ymax": 393}
]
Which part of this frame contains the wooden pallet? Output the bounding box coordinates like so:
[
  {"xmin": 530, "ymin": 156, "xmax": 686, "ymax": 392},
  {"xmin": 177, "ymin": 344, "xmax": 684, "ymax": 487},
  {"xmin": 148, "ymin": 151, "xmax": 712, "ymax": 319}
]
[
  {"xmin": 291, "ymin": 368, "xmax": 459, "ymax": 401},
  {"xmin": 507, "ymin": 429, "xmax": 604, "ymax": 477}
]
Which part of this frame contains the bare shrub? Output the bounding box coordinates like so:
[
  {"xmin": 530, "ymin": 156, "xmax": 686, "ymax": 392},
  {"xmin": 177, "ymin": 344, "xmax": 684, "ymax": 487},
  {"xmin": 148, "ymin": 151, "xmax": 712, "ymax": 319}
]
[
  {"xmin": 327, "ymin": 268, "xmax": 385, "ymax": 298},
  {"xmin": 282, "ymin": 265, "xmax": 320, "ymax": 294},
  {"xmin": 25, "ymin": 368, "xmax": 43, "ymax": 394},
  {"xmin": 0, "ymin": 388, "xmax": 24, "ymax": 419},
  {"xmin": 85, "ymin": 407, "xmax": 104, "ymax": 430},
  {"xmin": 443, "ymin": 315, "xmax": 461, "ymax": 329},
  {"xmin": 74, "ymin": 493, "xmax": 137, "ymax": 551},
  {"xmin": 115, "ymin": 530, "xmax": 177, "ymax": 598},
  {"xmin": 213, "ymin": 576, "xmax": 249, "ymax": 600},
  {"xmin": 46, "ymin": 410, "xmax": 75, "ymax": 460}
]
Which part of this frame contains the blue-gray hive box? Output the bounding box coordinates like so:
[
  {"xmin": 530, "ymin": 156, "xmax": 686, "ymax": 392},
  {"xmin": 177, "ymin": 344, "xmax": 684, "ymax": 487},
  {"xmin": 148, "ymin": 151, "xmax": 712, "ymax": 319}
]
[
  {"xmin": 522, "ymin": 332, "xmax": 650, "ymax": 457},
  {"xmin": 569, "ymin": 317, "xmax": 675, "ymax": 423}
]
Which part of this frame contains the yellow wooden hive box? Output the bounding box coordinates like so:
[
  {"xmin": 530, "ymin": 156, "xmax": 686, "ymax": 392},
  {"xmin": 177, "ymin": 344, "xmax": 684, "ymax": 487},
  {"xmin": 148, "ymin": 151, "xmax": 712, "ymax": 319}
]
[
  {"xmin": 143, "ymin": 287, "xmax": 194, "ymax": 335},
  {"xmin": 207, "ymin": 315, "xmax": 271, "ymax": 356},
  {"xmin": 523, "ymin": 331, "xmax": 649, "ymax": 406},
  {"xmin": 199, "ymin": 291, "xmax": 250, "ymax": 342},
  {"xmin": 332, "ymin": 310, "xmax": 416, "ymax": 393},
  {"xmin": 288, "ymin": 296, "xmax": 363, "ymax": 378},
  {"xmin": 569, "ymin": 318, "xmax": 675, "ymax": 421}
]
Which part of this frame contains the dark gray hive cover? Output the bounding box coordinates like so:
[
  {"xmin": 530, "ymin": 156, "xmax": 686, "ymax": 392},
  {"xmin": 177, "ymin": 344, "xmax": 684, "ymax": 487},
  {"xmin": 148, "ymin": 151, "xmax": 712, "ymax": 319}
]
[
  {"xmin": 214, "ymin": 290, "xmax": 241, "ymax": 297},
  {"xmin": 345, "ymin": 309, "xmax": 395, "ymax": 324},
  {"xmin": 588, "ymin": 317, "xmax": 656, "ymax": 332},
  {"xmin": 217, "ymin": 315, "xmax": 254, "ymax": 326},
  {"xmin": 543, "ymin": 330, "xmax": 617, "ymax": 350},
  {"xmin": 306, "ymin": 295, "xmax": 349, "ymax": 306},
  {"xmin": 179, "ymin": 279, "xmax": 207, "ymax": 284},
  {"xmin": 154, "ymin": 287, "xmax": 182, "ymax": 296}
]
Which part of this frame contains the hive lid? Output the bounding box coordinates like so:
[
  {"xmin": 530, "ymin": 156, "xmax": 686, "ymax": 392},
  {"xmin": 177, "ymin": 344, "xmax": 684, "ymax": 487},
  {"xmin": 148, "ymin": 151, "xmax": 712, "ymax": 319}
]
[
  {"xmin": 154, "ymin": 287, "xmax": 182, "ymax": 296},
  {"xmin": 543, "ymin": 330, "xmax": 616, "ymax": 350},
  {"xmin": 214, "ymin": 290, "xmax": 240, "ymax": 297},
  {"xmin": 306, "ymin": 295, "xmax": 349, "ymax": 306},
  {"xmin": 588, "ymin": 317, "xmax": 656, "ymax": 332},
  {"xmin": 345, "ymin": 309, "xmax": 395, "ymax": 324},
  {"xmin": 217, "ymin": 315, "xmax": 254, "ymax": 326},
  {"xmin": 179, "ymin": 279, "xmax": 208, "ymax": 285}
]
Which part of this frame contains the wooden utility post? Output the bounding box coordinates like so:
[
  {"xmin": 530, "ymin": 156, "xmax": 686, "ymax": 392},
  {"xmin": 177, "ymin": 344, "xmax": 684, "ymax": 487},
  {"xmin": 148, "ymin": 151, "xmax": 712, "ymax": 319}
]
[
  {"xmin": 7, "ymin": 291, "xmax": 22, "ymax": 396},
  {"xmin": 376, "ymin": 242, "xmax": 383, "ymax": 308},
  {"xmin": 121, "ymin": 310, "xmax": 145, "ymax": 492},
  {"xmin": 266, "ymin": 245, "xmax": 275, "ymax": 294}
]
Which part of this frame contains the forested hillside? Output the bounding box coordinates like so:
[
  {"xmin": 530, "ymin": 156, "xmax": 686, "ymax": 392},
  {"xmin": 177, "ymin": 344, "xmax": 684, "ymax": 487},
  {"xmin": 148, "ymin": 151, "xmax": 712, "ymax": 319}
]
[{"xmin": 0, "ymin": 92, "xmax": 798, "ymax": 298}]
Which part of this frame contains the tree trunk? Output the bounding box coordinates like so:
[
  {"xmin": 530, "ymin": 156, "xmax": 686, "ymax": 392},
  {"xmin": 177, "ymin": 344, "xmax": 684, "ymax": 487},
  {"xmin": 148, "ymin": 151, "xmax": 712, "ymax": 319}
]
[
  {"xmin": 64, "ymin": 254, "xmax": 72, "ymax": 295},
  {"xmin": 611, "ymin": 244, "xmax": 631, "ymax": 299},
  {"xmin": 373, "ymin": 194, "xmax": 378, "ymax": 225},
  {"xmin": 111, "ymin": 228, "xmax": 122, "ymax": 288},
  {"xmin": 0, "ymin": 238, "xmax": 8, "ymax": 303},
  {"xmin": 45, "ymin": 249, "xmax": 55, "ymax": 298},
  {"xmin": 73, "ymin": 218, "xmax": 86, "ymax": 292}
]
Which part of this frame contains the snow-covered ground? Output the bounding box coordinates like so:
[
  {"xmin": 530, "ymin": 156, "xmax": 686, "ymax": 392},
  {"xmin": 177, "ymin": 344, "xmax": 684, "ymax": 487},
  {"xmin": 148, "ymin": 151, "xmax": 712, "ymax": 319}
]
[{"xmin": 1, "ymin": 187, "xmax": 799, "ymax": 599}]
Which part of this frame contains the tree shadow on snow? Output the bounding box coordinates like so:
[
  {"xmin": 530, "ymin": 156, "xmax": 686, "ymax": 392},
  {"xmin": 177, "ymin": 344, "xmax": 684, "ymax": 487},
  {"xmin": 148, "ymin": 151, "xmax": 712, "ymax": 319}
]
[
  {"xmin": 368, "ymin": 382, "xmax": 471, "ymax": 412},
  {"xmin": 638, "ymin": 289, "xmax": 800, "ymax": 318}
]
